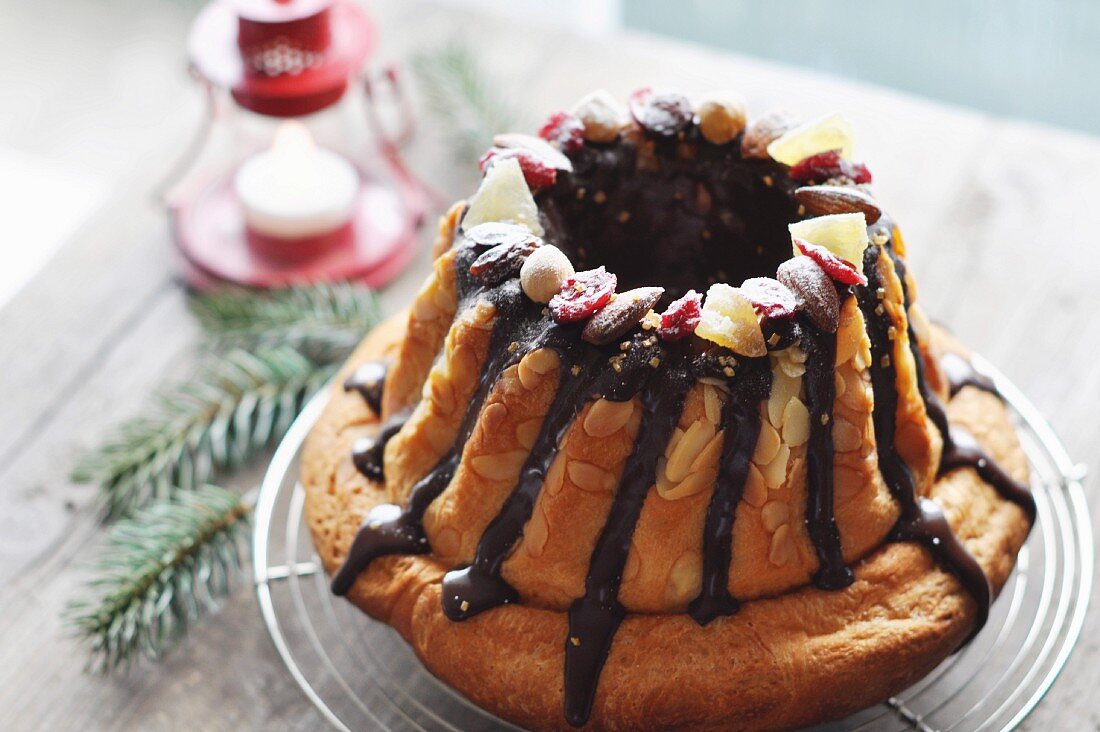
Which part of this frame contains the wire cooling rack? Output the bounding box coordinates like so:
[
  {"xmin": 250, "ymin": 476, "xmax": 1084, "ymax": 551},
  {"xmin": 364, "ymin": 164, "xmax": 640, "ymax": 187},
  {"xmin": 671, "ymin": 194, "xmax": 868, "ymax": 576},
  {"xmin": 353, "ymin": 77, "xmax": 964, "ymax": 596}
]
[{"xmin": 253, "ymin": 355, "xmax": 1092, "ymax": 732}]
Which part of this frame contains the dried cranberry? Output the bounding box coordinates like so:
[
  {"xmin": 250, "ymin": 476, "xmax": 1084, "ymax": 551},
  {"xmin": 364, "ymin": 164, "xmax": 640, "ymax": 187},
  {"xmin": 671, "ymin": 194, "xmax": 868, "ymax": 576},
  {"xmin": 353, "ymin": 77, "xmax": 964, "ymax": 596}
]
[
  {"xmin": 657, "ymin": 290, "xmax": 703, "ymax": 342},
  {"xmin": 479, "ymin": 148, "xmax": 557, "ymax": 192},
  {"xmin": 789, "ymin": 150, "xmax": 872, "ymax": 184},
  {"xmin": 549, "ymin": 266, "xmax": 617, "ymax": 323},
  {"xmin": 538, "ymin": 111, "xmax": 585, "ymax": 152},
  {"xmin": 493, "ymin": 133, "xmax": 573, "ymax": 171},
  {"xmin": 793, "ymin": 238, "xmax": 868, "ymax": 286},
  {"xmin": 740, "ymin": 278, "xmax": 799, "ymax": 319},
  {"xmin": 464, "ymin": 222, "xmax": 538, "ymax": 249},
  {"xmin": 469, "ymin": 239, "xmax": 541, "ymax": 285},
  {"xmin": 629, "ymin": 88, "xmax": 693, "ymax": 138}
]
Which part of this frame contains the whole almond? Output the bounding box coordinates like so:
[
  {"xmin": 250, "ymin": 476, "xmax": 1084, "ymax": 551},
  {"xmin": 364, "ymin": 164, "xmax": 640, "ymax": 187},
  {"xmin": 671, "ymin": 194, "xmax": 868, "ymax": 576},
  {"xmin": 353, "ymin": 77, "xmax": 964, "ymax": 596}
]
[
  {"xmin": 776, "ymin": 257, "xmax": 840, "ymax": 333},
  {"xmin": 582, "ymin": 286, "xmax": 665, "ymax": 345},
  {"xmin": 741, "ymin": 110, "xmax": 797, "ymax": 159},
  {"xmin": 794, "ymin": 185, "xmax": 883, "ymax": 224},
  {"xmin": 469, "ymin": 239, "xmax": 541, "ymax": 285}
]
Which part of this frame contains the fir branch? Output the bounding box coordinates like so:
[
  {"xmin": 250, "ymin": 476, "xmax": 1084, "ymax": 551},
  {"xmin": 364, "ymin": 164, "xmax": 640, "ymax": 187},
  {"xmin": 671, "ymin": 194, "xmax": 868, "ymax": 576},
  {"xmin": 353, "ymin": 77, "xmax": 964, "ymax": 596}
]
[
  {"xmin": 188, "ymin": 281, "xmax": 381, "ymax": 363},
  {"xmin": 72, "ymin": 345, "xmax": 335, "ymax": 520},
  {"xmin": 413, "ymin": 40, "xmax": 526, "ymax": 166},
  {"xmin": 67, "ymin": 485, "xmax": 250, "ymax": 671}
]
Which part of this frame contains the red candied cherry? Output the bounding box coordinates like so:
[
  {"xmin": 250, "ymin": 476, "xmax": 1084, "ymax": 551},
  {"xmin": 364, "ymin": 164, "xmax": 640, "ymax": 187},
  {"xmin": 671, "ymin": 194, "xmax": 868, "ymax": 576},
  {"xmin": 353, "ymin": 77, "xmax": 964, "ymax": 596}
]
[
  {"xmin": 549, "ymin": 267, "xmax": 617, "ymax": 323},
  {"xmin": 628, "ymin": 88, "xmax": 693, "ymax": 138},
  {"xmin": 479, "ymin": 148, "xmax": 557, "ymax": 192},
  {"xmin": 740, "ymin": 277, "xmax": 800, "ymax": 318},
  {"xmin": 657, "ymin": 290, "xmax": 703, "ymax": 341},
  {"xmin": 793, "ymin": 238, "xmax": 868, "ymax": 286},
  {"xmin": 538, "ymin": 111, "xmax": 585, "ymax": 152},
  {"xmin": 789, "ymin": 150, "xmax": 872, "ymax": 184}
]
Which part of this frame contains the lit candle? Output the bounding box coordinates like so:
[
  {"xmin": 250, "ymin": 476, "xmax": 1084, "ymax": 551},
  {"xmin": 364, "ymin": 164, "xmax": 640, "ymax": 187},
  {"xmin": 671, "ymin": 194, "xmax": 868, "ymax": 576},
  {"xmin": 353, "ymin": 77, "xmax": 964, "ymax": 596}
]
[{"xmin": 234, "ymin": 121, "xmax": 359, "ymax": 239}]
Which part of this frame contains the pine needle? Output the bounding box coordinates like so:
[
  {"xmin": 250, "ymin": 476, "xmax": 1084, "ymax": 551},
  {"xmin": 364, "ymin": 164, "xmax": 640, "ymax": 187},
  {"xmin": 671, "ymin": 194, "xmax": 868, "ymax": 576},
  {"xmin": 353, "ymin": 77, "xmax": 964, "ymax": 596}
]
[
  {"xmin": 67, "ymin": 282, "xmax": 386, "ymax": 667},
  {"xmin": 67, "ymin": 485, "xmax": 250, "ymax": 671},
  {"xmin": 71, "ymin": 345, "xmax": 335, "ymax": 520},
  {"xmin": 188, "ymin": 281, "xmax": 381, "ymax": 363},
  {"xmin": 412, "ymin": 40, "xmax": 526, "ymax": 166}
]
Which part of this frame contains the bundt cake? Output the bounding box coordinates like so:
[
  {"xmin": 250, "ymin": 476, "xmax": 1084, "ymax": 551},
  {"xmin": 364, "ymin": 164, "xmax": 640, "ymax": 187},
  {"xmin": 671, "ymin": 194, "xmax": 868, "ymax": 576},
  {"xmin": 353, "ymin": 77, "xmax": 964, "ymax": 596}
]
[{"xmin": 302, "ymin": 88, "xmax": 1035, "ymax": 730}]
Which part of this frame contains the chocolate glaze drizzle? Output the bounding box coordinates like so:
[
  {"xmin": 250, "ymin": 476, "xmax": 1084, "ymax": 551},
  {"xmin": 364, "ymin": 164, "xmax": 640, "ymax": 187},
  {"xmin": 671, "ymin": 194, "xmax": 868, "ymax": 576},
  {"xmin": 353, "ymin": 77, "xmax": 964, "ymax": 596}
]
[
  {"xmin": 889, "ymin": 250, "xmax": 1036, "ymax": 525},
  {"xmin": 441, "ymin": 330, "xmax": 660, "ymax": 621},
  {"xmin": 343, "ymin": 361, "xmax": 389, "ymax": 415},
  {"xmin": 330, "ymin": 134, "xmax": 1036, "ymax": 726},
  {"xmin": 333, "ymin": 271, "xmax": 544, "ymax": 596},
  {"xmin": 857, "ymin": 242, "xmax": 1030, "ymax": 637},
  {"xmin": 350, "ymin": 410, "xmax": 409, "ymax": 483},
  {"xmin": 565, "ymin": 360, "xmax": 692, "ymax": 727},
  {"xmin": 688, "ymin": 360, "xmax": 770, "ymax": 625},
  {"xmin": 801, "ymin": 316, "xmax": 856, "ymax": 590},
  {"xmin": 941, "ymin": 352, "xmax": 999, "ymax": 399}
]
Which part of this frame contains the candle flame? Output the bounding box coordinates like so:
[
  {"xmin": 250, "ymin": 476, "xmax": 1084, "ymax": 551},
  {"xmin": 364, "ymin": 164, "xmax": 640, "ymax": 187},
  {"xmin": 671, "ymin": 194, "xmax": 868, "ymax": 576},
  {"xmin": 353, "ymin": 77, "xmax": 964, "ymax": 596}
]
[{"xmin": 272, "ymin": 120, "xmax": 316, "ymax": 155}]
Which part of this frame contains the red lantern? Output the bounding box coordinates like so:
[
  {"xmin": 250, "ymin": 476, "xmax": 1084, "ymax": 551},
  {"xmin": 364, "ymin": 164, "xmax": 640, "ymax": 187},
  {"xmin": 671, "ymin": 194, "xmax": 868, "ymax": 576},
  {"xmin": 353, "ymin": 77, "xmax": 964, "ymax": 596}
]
[{"xmin": 164, "ymin": 0, "xmax": 431, "ymax": 289}]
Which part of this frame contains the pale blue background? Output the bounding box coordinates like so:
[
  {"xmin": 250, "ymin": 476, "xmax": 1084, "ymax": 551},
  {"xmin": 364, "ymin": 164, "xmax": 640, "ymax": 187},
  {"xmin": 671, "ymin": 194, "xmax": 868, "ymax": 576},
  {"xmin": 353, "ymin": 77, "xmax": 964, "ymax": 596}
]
[{"xmin": 623, "ymin": 0, "xmax": 1099, "ymax": 134}]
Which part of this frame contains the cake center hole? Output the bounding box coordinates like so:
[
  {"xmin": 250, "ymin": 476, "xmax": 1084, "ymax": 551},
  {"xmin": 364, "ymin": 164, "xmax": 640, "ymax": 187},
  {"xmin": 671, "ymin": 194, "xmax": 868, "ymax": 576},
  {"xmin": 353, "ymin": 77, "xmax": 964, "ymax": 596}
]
[{"xmin": 540, "ymin": 143, "xmax": 799, "ymax": 297}]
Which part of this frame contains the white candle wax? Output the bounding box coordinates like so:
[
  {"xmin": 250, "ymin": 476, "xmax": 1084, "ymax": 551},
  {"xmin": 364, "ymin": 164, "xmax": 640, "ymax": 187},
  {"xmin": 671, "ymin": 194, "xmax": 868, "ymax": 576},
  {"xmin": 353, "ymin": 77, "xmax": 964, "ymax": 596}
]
[{"xmin": 234, "ymin": 121, "xmax": 359, "ymax": 239}]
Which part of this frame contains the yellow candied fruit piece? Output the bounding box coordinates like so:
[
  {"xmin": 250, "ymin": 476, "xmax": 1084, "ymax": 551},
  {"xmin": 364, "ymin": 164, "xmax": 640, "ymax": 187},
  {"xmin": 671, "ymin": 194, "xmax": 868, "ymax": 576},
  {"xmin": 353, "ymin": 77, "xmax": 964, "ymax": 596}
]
[
  {"xmin": 789, "ymin": 213, "xmax": 869, "ymax": 268},
  {"xmin": 695, "ymin": 284, "xmax": 766, "ymax": 357},
  {"xmin": 461, "ymin": 157, "xmax": 544, "ymax": 236},
  {"xmin": 767, "ymin": 111, "xmax": 855, "ymax": 165}
]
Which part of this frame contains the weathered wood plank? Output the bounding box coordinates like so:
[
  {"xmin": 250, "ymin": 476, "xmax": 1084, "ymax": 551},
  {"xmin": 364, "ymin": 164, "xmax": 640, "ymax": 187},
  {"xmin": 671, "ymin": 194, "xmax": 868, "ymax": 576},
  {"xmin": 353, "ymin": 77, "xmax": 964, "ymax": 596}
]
[{"xmin": 0, "ymin": 2, "xmax": 1096, "ymax": 730}]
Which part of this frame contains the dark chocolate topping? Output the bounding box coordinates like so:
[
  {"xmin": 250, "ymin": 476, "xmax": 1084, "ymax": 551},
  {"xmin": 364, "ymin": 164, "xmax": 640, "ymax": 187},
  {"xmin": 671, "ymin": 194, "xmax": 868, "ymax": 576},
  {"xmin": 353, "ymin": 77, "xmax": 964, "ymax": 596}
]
[
  {"xmin": 329, "ymin": 122, "xmax": 1034, "ymax": 726},
  {"xmin": 802, "ymin": 314, "xmax": 855, "ymax": 590},
  {"xmin": 334, "ymin": 271, "xmax": 541, "ymax": 595},
  {"xmin": 441, "ymin": 340, "xmax": 603, "ymax": 620},
  {"xmin": 942, "ymin": 427, "xmax": 1037, "ymax": 523},
  {"xmin": 890, "ymin": 250, "xmax": 1035, "ymax": 524},
  {"xmin": 688, "ymin": 359, "xmax": 770, "ymax": 625},
  {"xmin": 941, "ymin": 351, "xmax": 1000, "ymax": 399},
  {"xmin": 349, "ymin": 409, "xmax": 408, "ymax": 483},
  {"xmin": 343, "ymin": 360, "xmax": 389, "ymax": 415},
  {"xmin": 891, "ymin": 495, "xmax": 991, "ymax": 642},
  {"xmin": 538, "ymin": 130, "xmax": 799, "ymax": 301},
  {"xmin": 857, "ymin": 244, "xmax": 994, "ymax": 638},
  {"xmin": 564, "ymin": 360, "xmax": 692, "ymax": 727}
]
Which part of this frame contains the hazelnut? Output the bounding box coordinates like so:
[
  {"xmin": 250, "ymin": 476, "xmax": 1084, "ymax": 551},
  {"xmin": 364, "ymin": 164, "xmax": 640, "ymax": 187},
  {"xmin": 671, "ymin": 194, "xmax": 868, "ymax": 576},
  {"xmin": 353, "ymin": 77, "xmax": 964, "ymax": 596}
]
[
  {"xmin": 520, "ymin": 244, "xmax": 574, "ymax": 303},
  {"xmin": 696, "ymin": 93, "xmax": 747, "ymax": 145},
  {"xmin": 571, "ymin": 89, "xmax": 627, "ymax": 143},
  {"xmin": 741, "ymin": 109, "xmax": 797, "ymax": 159},
  {"xmin": 521, "ymin": 244, "xmax": 576, "ymax": 303}
]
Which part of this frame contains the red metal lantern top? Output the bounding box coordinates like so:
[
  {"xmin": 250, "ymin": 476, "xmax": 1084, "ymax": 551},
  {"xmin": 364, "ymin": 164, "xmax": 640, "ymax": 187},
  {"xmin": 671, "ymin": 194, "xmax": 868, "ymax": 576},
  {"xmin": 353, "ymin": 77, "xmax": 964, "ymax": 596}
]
[{"xmin": 188, "ymin": 0, "xmax": 376, "ymax": 117}]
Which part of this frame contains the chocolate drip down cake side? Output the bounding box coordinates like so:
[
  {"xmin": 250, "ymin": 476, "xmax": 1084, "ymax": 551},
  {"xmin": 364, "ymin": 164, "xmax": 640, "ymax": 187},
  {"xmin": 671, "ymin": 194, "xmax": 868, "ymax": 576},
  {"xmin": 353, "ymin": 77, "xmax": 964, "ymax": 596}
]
[{"xmin": 301, "ymin": 88, "xmax": 1034, "ymax": 731}]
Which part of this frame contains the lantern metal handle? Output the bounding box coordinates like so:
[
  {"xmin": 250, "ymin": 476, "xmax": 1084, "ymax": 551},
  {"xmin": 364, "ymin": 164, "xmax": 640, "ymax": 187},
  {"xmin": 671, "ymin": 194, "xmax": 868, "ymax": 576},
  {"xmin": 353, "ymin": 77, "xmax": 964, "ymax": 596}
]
[
  {"xmin": 362, "ymin": 63, "xmax": 416, "ymax": 151},
  {"xmin": 155, "ymin": 65, "xmax": 220, "ymax": 206},
  {"xmin": 363, "ymin": 61, "xmax": 446, "ymax": 217}
]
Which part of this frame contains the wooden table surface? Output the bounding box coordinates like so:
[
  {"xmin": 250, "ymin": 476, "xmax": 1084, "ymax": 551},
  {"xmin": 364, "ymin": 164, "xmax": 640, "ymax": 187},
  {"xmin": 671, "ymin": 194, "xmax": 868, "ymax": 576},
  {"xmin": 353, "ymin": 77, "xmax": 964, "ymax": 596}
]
[{"xmin": 1, "ymin": 1, "xmax": 1097, "ymax": 729}]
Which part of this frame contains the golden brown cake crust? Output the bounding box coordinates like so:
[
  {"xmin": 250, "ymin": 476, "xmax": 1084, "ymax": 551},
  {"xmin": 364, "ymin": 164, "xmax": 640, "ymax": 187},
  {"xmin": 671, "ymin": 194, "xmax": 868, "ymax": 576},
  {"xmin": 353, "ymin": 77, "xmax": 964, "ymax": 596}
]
[{"xmin": 302, "ymin": 315, "xmax": 1032, "ymax": 732}]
